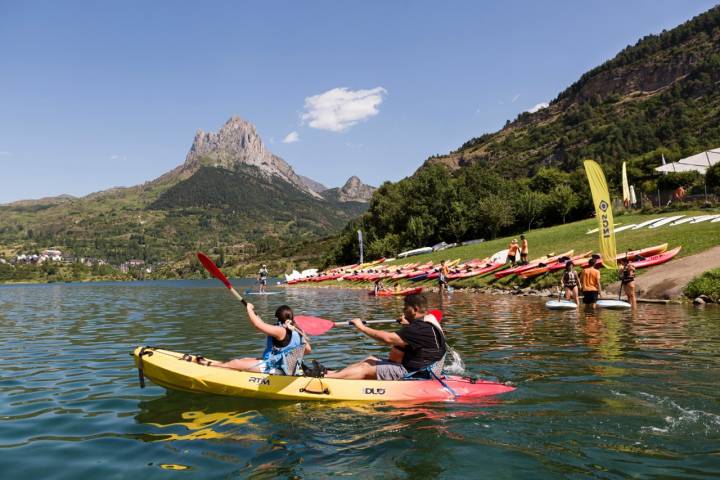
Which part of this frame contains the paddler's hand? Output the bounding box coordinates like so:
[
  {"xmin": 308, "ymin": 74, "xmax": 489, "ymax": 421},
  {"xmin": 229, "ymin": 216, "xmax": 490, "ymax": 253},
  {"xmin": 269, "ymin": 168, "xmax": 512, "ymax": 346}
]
[
  {"xmin": 349, "ymin": 318, "xmax": 364, "ymax": 330},
  {"xmin": 246, "ymin": 302, "xmax": 255, "ymax": 312}
]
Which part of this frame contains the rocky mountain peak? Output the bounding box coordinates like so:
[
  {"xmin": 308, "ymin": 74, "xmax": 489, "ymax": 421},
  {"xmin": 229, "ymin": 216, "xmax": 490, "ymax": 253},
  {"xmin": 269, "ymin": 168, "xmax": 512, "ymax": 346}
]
[
  {"xmin": 339, "ymin": 175, "xmax": 375, "ymax": 202},
  {"xmin": 321, "ymin": 175, "xmax": 375, "ymax": 203},
  {"xmin": 178, "ymin": 116, "xmax": 321, "ymax": 197}
]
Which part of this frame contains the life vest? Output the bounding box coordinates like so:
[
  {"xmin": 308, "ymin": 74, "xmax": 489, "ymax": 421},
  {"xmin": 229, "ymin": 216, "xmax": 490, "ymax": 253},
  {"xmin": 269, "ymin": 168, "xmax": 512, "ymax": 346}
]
[
  {"xmin": 261, "ymin": 328, "xmax": 304, "ymax": 374},
  {"xmin": 621, "ymin": 265, "xmax": 636, "ymax": 283}
]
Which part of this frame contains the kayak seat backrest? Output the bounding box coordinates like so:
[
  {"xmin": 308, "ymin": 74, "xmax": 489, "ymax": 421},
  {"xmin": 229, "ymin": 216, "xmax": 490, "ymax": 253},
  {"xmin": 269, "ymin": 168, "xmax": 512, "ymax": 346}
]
[
  {"xmin": 281, "ymin": 344, "xmax": 306, "ymax": 376},
  {"xmin": 429, "ymin": 354, "xmax": 446, "ymax": 378},
  {"xmin": 403, "ymin": 354, "xmax": 446, "ymax": 380}
]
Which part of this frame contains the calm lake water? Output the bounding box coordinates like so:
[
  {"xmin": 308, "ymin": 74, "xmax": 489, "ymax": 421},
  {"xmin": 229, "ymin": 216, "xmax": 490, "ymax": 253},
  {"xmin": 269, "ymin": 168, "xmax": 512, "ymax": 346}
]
[{"xmin": 1, "ymin": 280, "xmax": 719, "ymax": 479}]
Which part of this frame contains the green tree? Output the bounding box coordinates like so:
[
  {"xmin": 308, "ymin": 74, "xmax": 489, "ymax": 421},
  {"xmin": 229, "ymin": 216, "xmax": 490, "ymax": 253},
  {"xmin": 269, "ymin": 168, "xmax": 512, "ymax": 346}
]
[
  {"xmin": 706, "ymin": 163, "xmax": 720, "ymax": 193},
  {"xmin": 475, "ymin": 195, "xmax": 514, "ymax": 239},
  {"xmin": 514, "ymin": 191, "xmax": 548, "ymax": 231},
  {"xmin": 549, "ymin": 185, "xmax": 580, "ymax": 223}
]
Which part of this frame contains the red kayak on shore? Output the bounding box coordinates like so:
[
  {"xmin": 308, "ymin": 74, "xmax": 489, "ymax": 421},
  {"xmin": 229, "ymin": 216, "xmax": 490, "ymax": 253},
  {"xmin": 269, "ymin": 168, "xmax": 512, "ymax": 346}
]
[{"xmin": 630, "ymin": 246, "xmax": 681, "ymax": 268}]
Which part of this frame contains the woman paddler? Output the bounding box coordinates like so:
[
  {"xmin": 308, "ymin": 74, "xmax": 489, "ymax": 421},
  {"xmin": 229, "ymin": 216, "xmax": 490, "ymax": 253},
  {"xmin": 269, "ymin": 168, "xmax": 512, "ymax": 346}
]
[
  {"xmin": 560, "ymin": 260, "xmax": 580, "ymax": 307},
  {"xmin": 198, "ymin": 303, "xmax": 311, "ymax": 374},
  {"xmin": 619, "ymin": 256, "xmax": 637, "ymax": 308}
]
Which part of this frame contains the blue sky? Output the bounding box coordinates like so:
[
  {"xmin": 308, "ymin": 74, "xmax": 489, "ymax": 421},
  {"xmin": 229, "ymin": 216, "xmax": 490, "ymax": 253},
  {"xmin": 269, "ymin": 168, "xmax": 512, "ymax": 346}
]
[{"xmin": 0, "ymin": 0, "xmax": 716, "ymax": 203}]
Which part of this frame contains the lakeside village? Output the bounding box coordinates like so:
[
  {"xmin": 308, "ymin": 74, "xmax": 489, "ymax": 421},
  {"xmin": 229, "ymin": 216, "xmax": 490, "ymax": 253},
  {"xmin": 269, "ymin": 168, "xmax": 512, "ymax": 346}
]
[{"xmin": 0, "ymin": 249, "xmax": 153, "ymax": 278}]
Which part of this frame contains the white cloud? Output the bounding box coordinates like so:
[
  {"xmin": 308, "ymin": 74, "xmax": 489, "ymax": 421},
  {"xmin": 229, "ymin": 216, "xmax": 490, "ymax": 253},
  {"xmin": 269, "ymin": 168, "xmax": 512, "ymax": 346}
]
[
  {"xmin": 0, "ymin": 151, "xmax": 11, "ymax": 156},
  {"xmin": 109, "ymin": 154, "xmax": 127, "ymax": 161},
  {"xmin": 528, "ymin": 102, "xmax": 549, "ymax": 113},
  {"xmin": 511, "ymin": 94, "xmax": 520, "ymax": 103},
  {"xmin": 301, "ymin": 86, "xmax": 387, "ymax": 132},
  {"xmin": 282, "ymin": 131, "xmax": 299, "ymax": 143}
]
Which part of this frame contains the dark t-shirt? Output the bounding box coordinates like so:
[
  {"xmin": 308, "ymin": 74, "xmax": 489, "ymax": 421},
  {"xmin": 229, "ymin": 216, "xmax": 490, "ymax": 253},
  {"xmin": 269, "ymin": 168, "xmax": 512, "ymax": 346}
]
[{"xmin": 396, "ymin": 320, "xmax": 446, "ymax": 371}]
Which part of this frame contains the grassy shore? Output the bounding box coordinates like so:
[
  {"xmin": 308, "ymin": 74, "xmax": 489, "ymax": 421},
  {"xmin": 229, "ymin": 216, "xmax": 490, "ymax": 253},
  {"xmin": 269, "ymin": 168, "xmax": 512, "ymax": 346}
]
[{"xmin": 312, "ymin": 210, "xmax": 720, "ymax": 292}]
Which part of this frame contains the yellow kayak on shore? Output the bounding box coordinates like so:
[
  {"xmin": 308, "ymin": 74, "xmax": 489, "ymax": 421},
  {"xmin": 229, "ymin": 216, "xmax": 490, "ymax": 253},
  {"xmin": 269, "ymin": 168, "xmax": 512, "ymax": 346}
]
[{"xmin": 133, "ymin": 347, "xmax": 515, "ymax": 403}]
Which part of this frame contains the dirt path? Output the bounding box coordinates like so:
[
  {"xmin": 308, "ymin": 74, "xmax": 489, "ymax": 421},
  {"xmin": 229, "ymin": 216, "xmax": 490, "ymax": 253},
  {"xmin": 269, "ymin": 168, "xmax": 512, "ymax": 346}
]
[{"xmin": 607, "ymin": 246, "xmax": 720, "ymax": 299}]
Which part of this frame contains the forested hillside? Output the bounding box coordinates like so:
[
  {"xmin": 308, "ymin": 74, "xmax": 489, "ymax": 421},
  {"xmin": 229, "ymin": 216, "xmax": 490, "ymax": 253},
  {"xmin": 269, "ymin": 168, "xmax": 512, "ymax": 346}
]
[{"xmin": 326, "ymin": 6, "xmax": 720, "ymax": 265}]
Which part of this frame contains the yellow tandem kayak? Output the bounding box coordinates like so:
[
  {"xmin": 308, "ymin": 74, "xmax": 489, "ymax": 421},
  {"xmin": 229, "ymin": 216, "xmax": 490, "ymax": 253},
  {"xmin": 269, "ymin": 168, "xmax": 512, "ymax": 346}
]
[{"xmin": 133, "ymin": 347, "xmax": 515, "ymax": 403}]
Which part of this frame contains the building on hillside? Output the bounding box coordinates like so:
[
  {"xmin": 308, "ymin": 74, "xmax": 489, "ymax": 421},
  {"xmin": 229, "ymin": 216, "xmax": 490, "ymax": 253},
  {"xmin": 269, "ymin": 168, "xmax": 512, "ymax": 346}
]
[
  {"xmin": 655, "ymin": 148, "xmax": 720, "ymax": 174},
  {"xmin": 120, "ymin": 259, "xmax": 145, "ymax": 273}
]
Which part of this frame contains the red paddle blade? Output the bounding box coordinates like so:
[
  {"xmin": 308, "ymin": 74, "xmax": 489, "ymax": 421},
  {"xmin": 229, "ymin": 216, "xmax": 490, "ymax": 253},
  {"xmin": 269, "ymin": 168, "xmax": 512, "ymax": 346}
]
[
  {"xmin": 428, "ymin": 309, "xmax": 443, "ymax": 323},
  {"xmin": 197, "ymin": 252, "xmax": 232, "ymax": 289},
  {"xmin": 294, "ymin": 315, "xmax": 336, "ymax": 336}
]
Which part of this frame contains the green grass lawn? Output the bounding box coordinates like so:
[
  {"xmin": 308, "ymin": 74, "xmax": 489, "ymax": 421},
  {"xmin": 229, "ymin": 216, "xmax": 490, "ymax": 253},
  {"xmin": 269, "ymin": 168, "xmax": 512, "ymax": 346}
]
[{"xmin": 317, "ymin": 209, "xmax": 720, "ymax": 291}]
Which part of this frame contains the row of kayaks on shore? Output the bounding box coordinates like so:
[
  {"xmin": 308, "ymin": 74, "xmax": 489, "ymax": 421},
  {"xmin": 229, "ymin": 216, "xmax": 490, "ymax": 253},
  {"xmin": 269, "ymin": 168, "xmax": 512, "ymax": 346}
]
[
  {"xmin": 288, "ymin": 243, "xmax": 682, "ymax": 288},
  {"xmin": 133, "ymin": 347, "xmax": 515, "ymax": 402}
]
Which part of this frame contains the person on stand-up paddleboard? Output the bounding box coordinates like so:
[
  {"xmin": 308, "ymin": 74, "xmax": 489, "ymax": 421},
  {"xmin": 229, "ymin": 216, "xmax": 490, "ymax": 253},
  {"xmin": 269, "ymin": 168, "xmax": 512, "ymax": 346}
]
[
  {"xmin": 619, "ymin": 255, "xmax": 637, "ymax": 308},
  {"xmin": 438, "ymin": 260, "xmax": 450, "ymax": 293},
  {"xmin": 560, "ymin": 260, "xmax": 580, "ymax": 307},
  {"xmin": 580, "ymin": 257, "xmax": 602, "ymax": 309},
  {"xmin": 325, "ymin": 293, "xmax": 446, "ymax": 380},
  {"xmin": 507, "ymin": 239, "xmax": 519, "ymax": 267},
  {"xmin": 257, "ymin": 264, "xmax": 268, "ymax": 293},
  {"xmin": 199, "ymin": 303, "xmax": 311, "ymax": 373},
  {"xmin": 520, "ymin": 235, "xmax": 529, "ymax": 265}
]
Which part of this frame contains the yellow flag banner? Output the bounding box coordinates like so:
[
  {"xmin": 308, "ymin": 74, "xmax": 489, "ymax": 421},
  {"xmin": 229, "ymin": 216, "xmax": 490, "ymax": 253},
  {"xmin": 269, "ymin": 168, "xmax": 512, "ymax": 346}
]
[
  {"xmin": 584, "ymin": 160, "xmax": 617, "ymax": 270},
  {"xmin": 622, "ymin": 162, "xmax": 630, "ymax": 208}
]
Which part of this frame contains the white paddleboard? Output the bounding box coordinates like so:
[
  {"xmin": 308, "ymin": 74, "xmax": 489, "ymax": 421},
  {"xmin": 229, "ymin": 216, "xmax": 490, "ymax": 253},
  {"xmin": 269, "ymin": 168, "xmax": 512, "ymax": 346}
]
[
  {"xmin": 245, "ymin": 291, "xmax": 282, "ymax": 295},
  {"xmin": 690, "ymin": 214, "xmax": 720, "ymax": 224},
  {"xmin": 490, "ymin": 249, "xmax": 510, "ymax": 263},
  {"xmin": 545, "ymin": 300, "xmax": 578, "ymax": 310},
  {"xmin": 587, "ymin": 223, "xmax": 622, "ymax": 235},
  {"xmin": 614, "ymin": 224, "xmax": 637, "ymax": 233},
  {"xmin": 648, "ymin": 215, "xmax": 685, "ymax": 229},
  {"xmin": 597, "ymin": 299, "xmax": 632, "ymax": 309},
  {"xmin": 632, "ymin": 217, "xmax": 666, "ymax": 230},
  {"xmin": 669, "ymin": 216, "xmax": 698, "ymax": 226}
]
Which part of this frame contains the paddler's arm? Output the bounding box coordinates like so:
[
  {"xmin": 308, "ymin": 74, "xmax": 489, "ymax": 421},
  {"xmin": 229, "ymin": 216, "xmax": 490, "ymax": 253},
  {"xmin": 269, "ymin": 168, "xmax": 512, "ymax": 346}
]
[
  {"xmin": 349, "ymin": 318, "xmax": 406, "ymax": 347},
  {"xmin": 245, "ymin": 303, "xmax": 286, "ymax": 340}
]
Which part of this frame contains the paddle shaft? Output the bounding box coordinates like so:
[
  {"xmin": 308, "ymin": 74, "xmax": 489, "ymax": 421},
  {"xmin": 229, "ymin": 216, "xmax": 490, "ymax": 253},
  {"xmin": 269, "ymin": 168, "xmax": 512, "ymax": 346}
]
[{"xmin": 337, "ymin": 319, "xmax": 399, "ymax": 327}]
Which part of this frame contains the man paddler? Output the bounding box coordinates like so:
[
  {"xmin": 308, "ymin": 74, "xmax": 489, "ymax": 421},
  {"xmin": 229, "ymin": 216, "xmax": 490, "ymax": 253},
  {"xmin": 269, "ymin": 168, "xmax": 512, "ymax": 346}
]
[
  {"xmin": 580, "ymin": 257, "xmax": 602, "ymax": 309},
  {"xmin": 258, "ymin": 264, "xmax": 269, "ymax": 293},
  {"xmin": 325, "ymin": 293, "xmax": 446, "ymax": 380},
  {"xmin": 438, "ymin": 260, "xmax": 450, "ymax": 293}
]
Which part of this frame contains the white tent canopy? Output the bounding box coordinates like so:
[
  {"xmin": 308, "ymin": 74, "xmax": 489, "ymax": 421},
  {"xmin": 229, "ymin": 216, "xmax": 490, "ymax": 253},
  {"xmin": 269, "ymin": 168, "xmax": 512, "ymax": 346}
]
[{"xmin": 655, "ymin": 148, "xmax": 720, "ymax": 174}]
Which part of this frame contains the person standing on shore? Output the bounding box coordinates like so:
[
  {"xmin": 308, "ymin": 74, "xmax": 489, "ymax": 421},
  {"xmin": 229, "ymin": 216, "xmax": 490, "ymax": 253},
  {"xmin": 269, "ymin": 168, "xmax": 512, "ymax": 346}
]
[
  {"xmin": 520, "ymin": 235, "xmax": 529, "ymax": 265},
  {"xmin": 438, "ymin": 260, "xmax": 450, "ymax": 293},
  {"xmin": 580, "ymin": 257, "xmax": 602, "ymax": 309},
  {"xmin": 560, "ymin": 260, "xmax": 580, "ymax": 307},
  {"xmin": 619, "ymin": 256, "xmax": 637, "ymax": 308},
  {"xmin": 507, "ymin": 239, "xmax": 519, "ymax": 267}
]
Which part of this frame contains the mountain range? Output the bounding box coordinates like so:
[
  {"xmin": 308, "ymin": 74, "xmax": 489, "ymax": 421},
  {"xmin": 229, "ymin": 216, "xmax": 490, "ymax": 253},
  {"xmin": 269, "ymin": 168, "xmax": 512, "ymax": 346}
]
[{"xmin": 0, "ymin": 116, "xmax": 375, "ymax": 274}]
